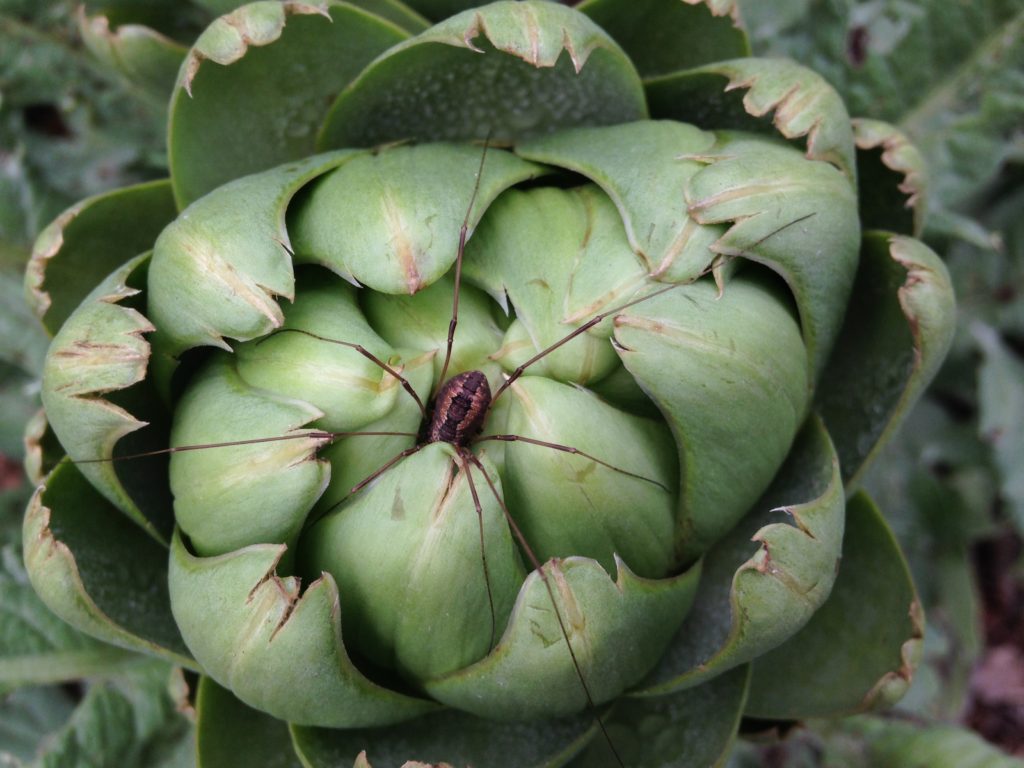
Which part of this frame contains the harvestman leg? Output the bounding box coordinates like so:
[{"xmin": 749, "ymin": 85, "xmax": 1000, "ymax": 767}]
[
  {"xmin": 458, "ymin": 447, "xmax": 498, "ymax": 650},
  {"xmin": 464, "ymin": 450, "xmax": 626, "ymax": 768},
  {"xmin": 476, "ymin": 434, "xmax": 669, "ymax": 490},
  {"xmin": 74, "ymin": 431, "xmax": 418, "ymax": 464},
  {"xmin": 257, "ymin": 328, "xmax": 426, "ymax": 417}
]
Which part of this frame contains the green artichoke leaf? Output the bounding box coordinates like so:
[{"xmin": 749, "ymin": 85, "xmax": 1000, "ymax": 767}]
[
  {"xmin": 234, "ymin": 274, "xmax": 408, "ymax": 432},
  {"xmin": 22, "ymin": 407, "xmax": 61, "ymax": 486},
  {"xmin": 169, "ymin": 1, "xmax": 412, "ymax": 206},
  {"xmin": 647, "ymin": 57, "xmax": 857, "ymax": 182},
  {"xmin": 3, "ymin": 659, "xmax": 194, "ymax": 768},
  {"xmin": 684, "ymin": 131, "xmax": 861, "ymax": 380},
  {"xmin": 464, "ymin": 185, "xmax": 647, "ymax": 385},
  {"xmin": 633, "ymin": 414, "xmax": 844, "ymax": 695},
  {"xmin": 500, "ymin": 376, "xmax": 677, "ymax": 579},
  {"xmin": 0, "ymin": 534, "xmax": 138, "ymax": 693},
  {"xmin": 577, "ymin": 0, "xmax": 749, "ymax": 78},
  {"xmin": 816, "ymin": 233, "xmax": 956, "ymax": 489},
  {"xmin": 190, "ymin": 0, "xmax": 250, "ymax": 14},
  {"xmin": 168, "ymin": 530, "xmax": 438, "ymax": 728},
  {"xmin": 397, "ymin": 0, "xmax": 484, "ymax": 23},
  {"xmin": 77, "ymin": 8, "xmax": 188, "ymax": 101},
  {"xmin": 303, "ymin": 444, "xmax": 526, "ymax": 682},
  {"xmin": 361, "ymin": 273, "xmax": 506, "ymax": 389},
  {"xmin": 853, "ymin": 119, "xmax": 929, "ymax": 238},
  {"xmin": 424, "ymin": 556, "xmax": 702, "ymax": 720},
  {"xmin": 148, "ymin": 150, "xmax": 356, "ymax": 358},
  {"xmin": 342, "ymin": 0, "xmax": 431, "ymax": 33},
  {"xmin": 0, "ymin": 269, "xmax": 48, "ymax": 388},
  {"xmin": 569, "ymin": 664, "xmax": 750, "ymax": 768},
  {"xmin": 586, "ymin": 363, "xmax": 664, "ymax": 421},
  {"xmin": 197, "ymin": 676, "xmax": 304, "ymax": 768},
  {"xmin": 40, "ymin": 252, "xmax": 165, "ymax": 540},
  {"xmin": 292, "ymin": 707, "xmax": 596, "ymax": 768},
  {"xmin": 614, "ymin": 272, "xmax": 811, "ymax": 561},
  {"xmin": 288, "ymin": 143, "xmax": 543, "ymax": 295},
  {"xmin": 825, "ymin": 716, "xmax": 1024, "ymax": 768},
  {"xmin": 73, "ymin": 0, "xmax": 203, "ymax": 29},
  {"xmin": 745, "ymin": 492, "xmax": 923, "ymax": 718},
  {"xmin": 26, "ymin": 179, "xmax": 177, "ymax": 335},
  {"xmin": 975, "ymin": 324, "xmax": 1024, "ymax": 532},
  {"xmin": 314, "ymin": 351, "xmax": 433, "ymax": 509},
  {"xmin": 169, "ymin": 355, "xmax": 330, "ymax": 557},
  {"xmin": 0, "ymin": 686, "xmax": 77, "ymax": 765},
  {"xmin": 318, "ymin": 0, "xmax": 647, "ymax": 149},
  {"xmin": 516, "ymin": 121, "xmax": 726, "ymax": 283},
  {"xmin": 23, "ymin": 460, "xmax": 194, "ymax": 668}
]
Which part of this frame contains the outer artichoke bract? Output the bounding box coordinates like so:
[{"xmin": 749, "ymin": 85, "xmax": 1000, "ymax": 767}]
[{"xmin": 24, "ymin": 1, "xmax": 956, "ymax": 765}]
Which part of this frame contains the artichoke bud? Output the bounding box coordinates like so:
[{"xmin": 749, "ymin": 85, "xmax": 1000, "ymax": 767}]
[{"xmin": 38, "ymin": 129, "xmax": 863, "ymax": 724}]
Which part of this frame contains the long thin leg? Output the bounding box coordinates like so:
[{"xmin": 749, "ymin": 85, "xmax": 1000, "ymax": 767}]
[
  {"xmin": 348, "ymin": 444, "xmax": 423, "ymax": 495},
  {"xmin": 257, "ymin": 328, "xmax": 425, "ymax": 417},
  {"xmin": 490, "ymin": 212, "xmax": 818, "ymax": 405},
  {"xmin": 438, "ymin": 138, "xmax": 491, "ymax": 388},
  {"xmin": 457, "ymin": 447, "xmax": 497, "ymax": 650},
  {"xmin": 74, "ymin": 431, "xmax": 418, "ymax": 464},
  {"xmin": 466, "ymin": 452, "xmax": 625, "ymax": 768},
  {"xmin": 476, "ymin": 434, "xmax": 668, "ymax": 491},
  {"xmin": 490, "ymin": 281, "xmax": 681, "ymax": 403}
]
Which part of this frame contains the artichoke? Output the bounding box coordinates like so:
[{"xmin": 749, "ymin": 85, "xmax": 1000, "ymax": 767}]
[{"xmin": 24, "ymin": 1, "xmax": 957, "ymax": 765}]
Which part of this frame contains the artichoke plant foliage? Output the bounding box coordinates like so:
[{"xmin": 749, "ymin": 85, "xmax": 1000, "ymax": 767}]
[{"xmin": 23, "ymin": 0, "xmax": 958, "ymax": 765}]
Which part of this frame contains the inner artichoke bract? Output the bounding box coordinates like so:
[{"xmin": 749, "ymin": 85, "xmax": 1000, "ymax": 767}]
[{"xmin": 145, "ymin": 121, "xmax": 856, "ymax": 726}]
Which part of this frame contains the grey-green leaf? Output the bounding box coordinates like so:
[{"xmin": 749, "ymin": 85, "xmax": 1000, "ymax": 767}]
[
  {"xmin": 739, "ymin": 0, "xmax": 1024, "ymax": 233},
  {"xmin": 167, "ymin": 531, "xmax": 437, "ymax": 729},
  {"xmin": 744, "ymin": 493, "xmax": 923, "ymax": 718},
  {"xmin": 828, "ymin": 715, "xmax": 1024, "ymax": 768},
  {"xmin": 577, "ymin": 0, "xmax": 749, "ymax": 78},
  {"xmin": 0, "ymin": 269, "xmax": 48, "ymax": 377},
  {"xmin": 0, "ymin": 544, "xmax": 137, "ymax": 694},
  {"xmin": 853, "ymin": 119, "xmax": 929, "ymax": 238},
  {"xmin": 570, "ymin": 665, "xmax": 750, "ymax": 768},
  {"xmin": 646, "ymin": 57, "xmax": 857, "ymax": 181},
  {"xmin": 25, "ymin": 180, "xmax": 177, "ymax": 336},
  {"xmin": 974, "ymin": 323, "xmax": 1024, "ymax": 533},
  {"xmin": 77, "ymin": 8, "xmax": 188, "ymax": 102},
  {"xmin": 817, "ymin": 233, "xmax": 957, "ymax": 489},
  {"xmin": 289, "ymin": 143, "xmax": 542, "ymax": 295},
  {"xmin": 614, "ymin": 273, "xmax": 812, "ymax": 561},
  {"xmin": 318, "ymin": 0, "xmax": 647, "ymax": 149},
  {"xmin": 515, "ymin": 121, "xmax": 723, "ymax": 282},
  {"xmin": 149, "ymin": 151, "xmax": 355, "ymax": 358},
  {"xmin": 39, "ymin": 253, "xmax": 169, "ymax": 541},
  {"xmin": 292, "ymin": 707, "xmax": 597, "ymax": 768},
  {"xmin": 26, "ymin": 661, "xmax": 193, "ymax": 768},
  {"xmin": 196, "ymin": 676, "xmax": 302, "ymax": 768},
  {"xmin": 168, "ymin": 1, "xmax": 412, "ymax": 206},
  {"xmin": 0, "ymin": 686, "xmax": 76, "ymax": 765},
  {"xmin": 635, "ymin": 415, "xmax": 844, "ymax": 694},
  {"xmin": 22, "ymin": 461, "xmax": 194, "ymax": 668}
]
